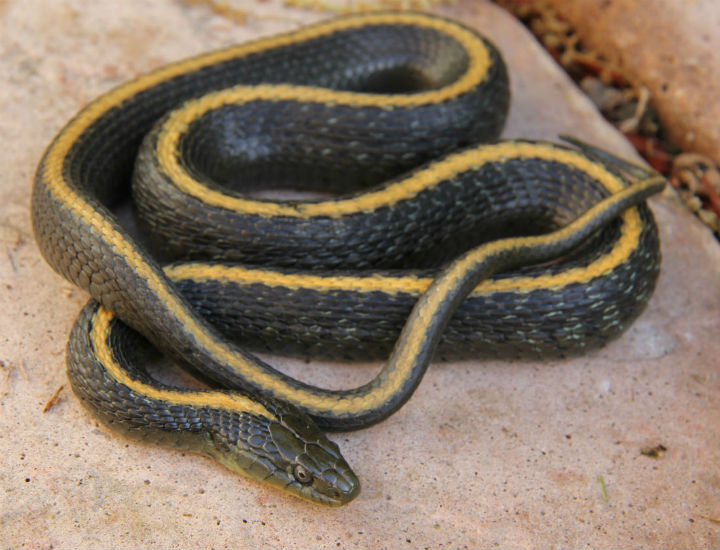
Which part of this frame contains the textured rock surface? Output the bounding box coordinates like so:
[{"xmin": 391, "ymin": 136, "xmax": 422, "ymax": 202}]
[
  {"xmin": 1, "ymin": 0, "xmax": 719, "ymax": 548},
  {"xmin": 545, "ymin": 0, "xmax": 720, "ymax": 165}
]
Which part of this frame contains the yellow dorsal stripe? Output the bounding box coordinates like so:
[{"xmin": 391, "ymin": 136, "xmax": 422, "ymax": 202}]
[
  {"xmin": 378, "ymin": 178, "xmax": 662, "ymax": 409},
  {"xmin": 163, "ymin": 194, "xmax": 638, "ymax": 296},
  {"xmin": 37, "ymin": 12, "xmax": 648, "ymax": 418},
  {"xmin": 158, "ymin": 136, "xmax": 626, "ymax": 219},
  {"xmin": 90, "ymin": 306, "xmax": 277, "ymax": 420},
  {"xmin": 43, "ymin": 12, "xmax": 489, "ymax": 205},
  {"xmin": 49, "ymin": 144, "xmax": 642, "ymax": 418},
  {"xmin": 47, "ymin": 143, "xmax": 642, "ymax": 417}
]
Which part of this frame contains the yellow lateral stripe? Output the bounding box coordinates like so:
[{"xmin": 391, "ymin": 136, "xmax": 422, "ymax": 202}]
[
  {"xmin": 164, "ymin": 204, "xmax": 639, "ymax": 295},
  {"xmin": 162, "ymin": 142, "xmax": 641, "ymax": 297},
  {"xmin": 159, "ymin": 135, "xmax": 623, "ymax": 219},
  {"xmin": 153, "ymin": 177, "xmax": 650, "ymax": 415},
  {"xmin": 41, "ymin": 12, "xmax": 490, "ymax": 230},
  {"xmin": 43, "ymin": 12, "xmax": 488, "ymax": 202},
  {"xmin": 374, "ymin": 179, "xmax": 659, "ymax": 409},
  {"xmin": 45, "ymin": 142, "xmax": 641, "ymax": 417},
  {"xmin": 379, "ymin": 245, "xmax": 481, "ymax": 404},
  {"xmin": 37, "ymin": 12, "xmax": 648, "ymax": 418},
  {"xmin": 90, "ymin": 306, "xmax": 277, "ymax": 420},
  {"xmin": 43, "ymin": 124, "xmax": 296, "ymax": 415}
]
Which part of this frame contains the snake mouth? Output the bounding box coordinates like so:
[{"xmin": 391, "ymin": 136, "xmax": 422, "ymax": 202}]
[
  {"xmin": 331, "ymin": 475, "xmax": 361, "ymax": 506},
  {"xmin": 311, "ymin": 477, "xmax": 361, "ymax": 507}
]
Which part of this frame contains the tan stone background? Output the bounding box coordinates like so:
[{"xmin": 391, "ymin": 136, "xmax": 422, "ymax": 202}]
[{"xmin": 1, "ymin": 1, "xmax": 719, "ymax": 548}]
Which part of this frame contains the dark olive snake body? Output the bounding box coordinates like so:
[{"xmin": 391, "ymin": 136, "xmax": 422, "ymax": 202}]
[{"xmin": 31, "ymin": 12, "xmax": 664, "ymax": 505}]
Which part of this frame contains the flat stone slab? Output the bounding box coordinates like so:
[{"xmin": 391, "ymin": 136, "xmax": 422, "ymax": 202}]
[{"xmin": 1, "ymin": 1, "xmax": 719, "ymax": 548}]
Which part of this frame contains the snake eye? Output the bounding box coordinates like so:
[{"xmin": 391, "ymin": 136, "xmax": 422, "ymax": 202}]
[{"xmin": 293, "ymin": 464, "xmax": 313, "ymax": 485}]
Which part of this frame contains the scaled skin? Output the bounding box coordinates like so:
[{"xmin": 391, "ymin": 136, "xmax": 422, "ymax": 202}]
[{"xmin": 67, "ymin": 302, "xmax": 360, "ymax": 506}]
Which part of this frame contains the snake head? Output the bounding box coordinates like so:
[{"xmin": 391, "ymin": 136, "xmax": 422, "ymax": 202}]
[
  {"xmin": 269, "ymin": 407, "xmax": 361, "ymax": 506},
  {"xmin": 205, "ymin": 396, "xmax": 360, "ymax": 506}
]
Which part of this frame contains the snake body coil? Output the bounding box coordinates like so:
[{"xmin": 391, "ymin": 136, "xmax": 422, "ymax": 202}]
[{"xmin": 32, "ymin": 13, "xmax": 663, "ymax": 505}]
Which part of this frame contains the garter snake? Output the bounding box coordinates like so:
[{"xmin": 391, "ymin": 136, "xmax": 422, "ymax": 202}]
[{"xmin": 31, "ymin": 12, "xmax": 665, "ymax": 505}]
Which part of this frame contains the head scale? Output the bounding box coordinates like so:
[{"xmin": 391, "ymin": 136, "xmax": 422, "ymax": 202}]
[{"xmin": 206, "ymin": 396, "xmax": 360, "ymax": 506}]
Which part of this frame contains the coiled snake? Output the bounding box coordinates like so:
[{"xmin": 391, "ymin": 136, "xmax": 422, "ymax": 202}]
[{"xmin": 32, "ymin": 12, "xmax": 664, "ymax": 505}]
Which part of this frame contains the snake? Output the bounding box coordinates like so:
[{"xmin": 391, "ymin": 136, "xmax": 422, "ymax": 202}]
[{"xmin": 31, "ymin": 12, "xmax": 665, "ymax": 506}]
